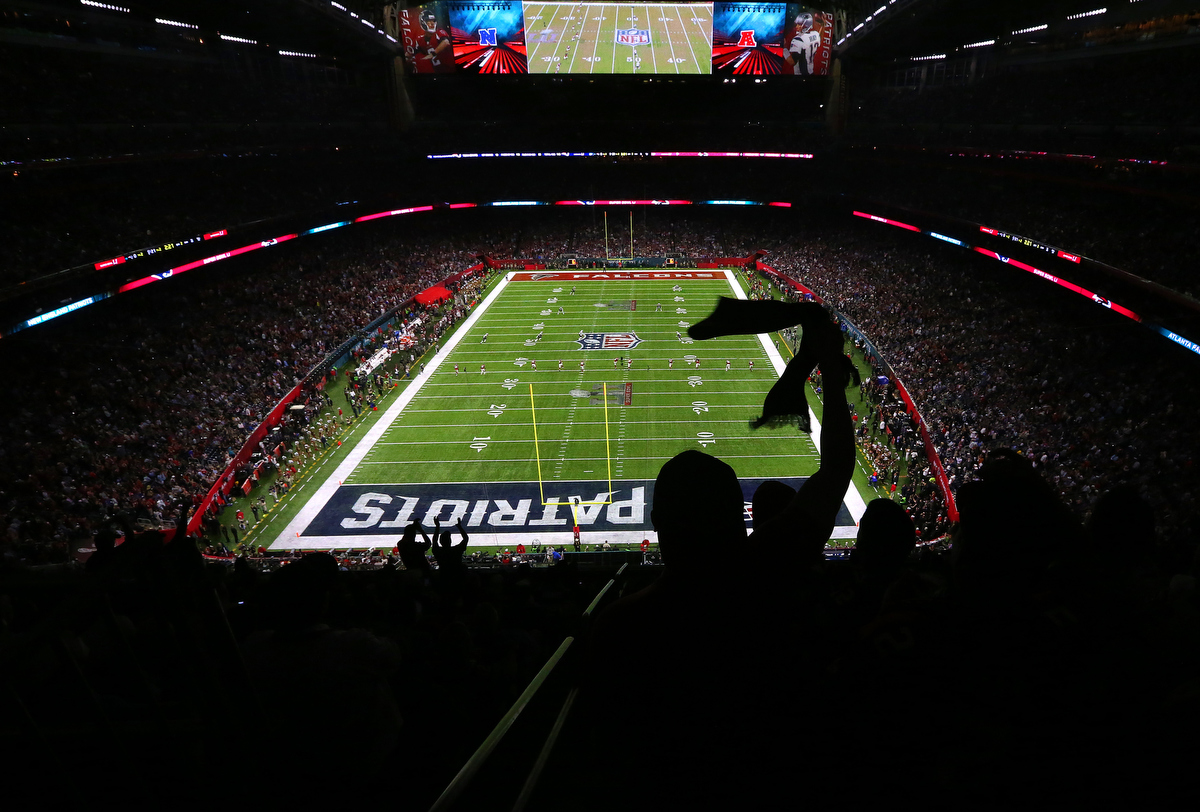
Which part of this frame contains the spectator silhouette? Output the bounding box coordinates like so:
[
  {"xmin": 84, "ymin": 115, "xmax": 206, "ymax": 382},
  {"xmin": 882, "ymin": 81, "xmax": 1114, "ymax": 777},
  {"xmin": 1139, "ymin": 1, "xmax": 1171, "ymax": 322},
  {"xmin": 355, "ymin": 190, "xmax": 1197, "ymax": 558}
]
[
  {"xmin": 398, "ymin": 521, "xmax": 432, "ymax": 572},
  {"xmin": 431, "ymin": 517, "xmax": 469, "ymax": 591},
  {"xmin": 242, "ymin": 552, "xmax": 403, "ymax": 807},
  {"xmin": 750, "ymin": 479, "xmax": 795, "ymax": 530}
]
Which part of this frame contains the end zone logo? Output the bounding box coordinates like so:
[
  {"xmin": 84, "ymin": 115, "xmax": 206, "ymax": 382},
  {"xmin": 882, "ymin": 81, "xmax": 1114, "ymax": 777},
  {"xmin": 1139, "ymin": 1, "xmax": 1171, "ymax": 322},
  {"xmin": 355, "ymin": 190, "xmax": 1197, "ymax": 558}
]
[{"xmin": 578, "ymin": 332, "xmax": 643, "ymax": 351}]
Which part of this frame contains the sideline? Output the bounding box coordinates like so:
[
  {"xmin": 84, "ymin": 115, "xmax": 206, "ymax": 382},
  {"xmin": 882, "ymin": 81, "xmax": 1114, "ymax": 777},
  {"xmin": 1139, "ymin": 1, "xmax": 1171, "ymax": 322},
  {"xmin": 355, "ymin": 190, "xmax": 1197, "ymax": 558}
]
[
  {"xmin": 269, "ymin": 272, "xmax": 516, "ymax": 547},
  {"xmin": 723, "ymin": 269, "xmax": 868, "ymax": 525}
]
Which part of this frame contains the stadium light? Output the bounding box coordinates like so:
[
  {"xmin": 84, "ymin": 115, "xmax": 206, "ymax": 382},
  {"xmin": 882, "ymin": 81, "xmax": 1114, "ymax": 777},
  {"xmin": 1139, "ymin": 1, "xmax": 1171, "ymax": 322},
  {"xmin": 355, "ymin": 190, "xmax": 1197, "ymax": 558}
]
[
  {"xmin": 279, "ymin": 50, "xmax": 319, "ymax": 58},
  {"xmin": 875, "ymin": 6, "xmax": 886, "ymax": 15},
  {"xmin": 912, "ymin": 53, "xmax": 946, "ymax": 61},
  {"xmin": 1066, "ymin": 8, "xmax": 1106, "ymax": 20},
  {"xmin": 331, "ymin": 1, "xmax": 346, "ymax": 9},
  {"xmin": 1012, "ymin": 23, "xmax": 1048, "ymax": 34},
  {"xmin": 964, "ymin": 39, "xmax": 995, "ymax": 48},
  {"xmin": 219, "ymin": 34, "xmax": 258, "ymax": 44},
  {"xmin": 155, "ymin": 18, "xmax": 199, "ymax": 29},
  {"xmin": 80, "ymin": 0, "xmax": 130, "ymax": 11}
]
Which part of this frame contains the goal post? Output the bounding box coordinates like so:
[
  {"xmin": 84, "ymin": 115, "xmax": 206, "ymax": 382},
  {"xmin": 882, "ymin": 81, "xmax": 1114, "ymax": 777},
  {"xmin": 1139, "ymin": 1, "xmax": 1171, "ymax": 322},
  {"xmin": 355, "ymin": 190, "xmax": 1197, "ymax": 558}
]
[{"xmin": 529, "ymin": 382, "xmax": 614, "ymax": 513}]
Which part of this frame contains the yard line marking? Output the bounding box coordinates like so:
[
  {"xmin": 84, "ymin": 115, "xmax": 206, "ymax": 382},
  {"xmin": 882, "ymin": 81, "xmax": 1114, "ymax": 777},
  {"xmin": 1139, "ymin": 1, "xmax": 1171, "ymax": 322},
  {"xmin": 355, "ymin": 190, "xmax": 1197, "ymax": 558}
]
[
  {"xmin": 359, "ymin": 454, "xmax": 818, "ymax": 465},
  {"xmin": 675, "ymin": 4, "xmax": 702, "ymax": 73},
  {"xmin": 376, "ymin": 435, "xmax": 807, "ymax": 445}
]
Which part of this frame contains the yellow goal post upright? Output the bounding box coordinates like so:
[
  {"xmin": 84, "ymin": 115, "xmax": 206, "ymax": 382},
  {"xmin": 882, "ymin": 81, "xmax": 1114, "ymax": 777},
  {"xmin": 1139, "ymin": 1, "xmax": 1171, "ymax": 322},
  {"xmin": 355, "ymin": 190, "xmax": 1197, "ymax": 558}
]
[{"xmin": 528, "ymin": 382, "xmax": 614, "ymax": 526}]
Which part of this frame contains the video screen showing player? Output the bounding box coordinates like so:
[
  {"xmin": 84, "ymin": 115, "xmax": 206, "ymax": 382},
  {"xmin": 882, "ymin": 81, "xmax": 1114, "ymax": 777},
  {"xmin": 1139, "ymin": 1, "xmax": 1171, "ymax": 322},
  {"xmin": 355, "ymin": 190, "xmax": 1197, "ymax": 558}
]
[
  {"xmin": 400, "ymin": 2, "xmax": 455, "ymax": 74},
  {"xmin": 524, "ymin": 3, "xmax": 713, "ymax": 75},
  {"xmin": 449, "ymin": 0, "xmax": 529, "ymax": 73},
  {"xmin": 782, "ymin": 4, "xmax": 833, "ymax": 76},
  {"xmin": 711, "ymin": 2, "xmax": 786, "ymax": 74}
]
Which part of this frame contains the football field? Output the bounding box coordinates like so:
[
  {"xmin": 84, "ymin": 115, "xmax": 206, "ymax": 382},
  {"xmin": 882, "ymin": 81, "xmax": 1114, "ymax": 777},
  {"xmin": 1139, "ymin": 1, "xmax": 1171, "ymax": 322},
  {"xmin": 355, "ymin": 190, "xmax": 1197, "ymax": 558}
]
[
  {"xmin": 270, "ymin": 268, "xmax": 865, "ymax": 549},
  {"xmin": 524, "ymin": 2, "xmax": 712, "ymax": 74}
]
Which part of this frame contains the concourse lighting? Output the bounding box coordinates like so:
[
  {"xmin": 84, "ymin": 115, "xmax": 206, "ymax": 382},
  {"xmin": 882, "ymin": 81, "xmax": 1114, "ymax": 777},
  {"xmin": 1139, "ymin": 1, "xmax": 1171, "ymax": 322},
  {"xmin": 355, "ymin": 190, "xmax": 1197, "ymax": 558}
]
[
  {"xmin": 81, "ymin": 0, "xmax": 130, "ymax": 11},
  {"xmin": 1012, "ymin": 23, "xmax": 1048, "ymax": 34},
  {"xmin": 964, "ymin": 39, "xmax": 995, "ymax": 48},
  {"xmin": 1066, "ymin": 8, "xmax": 1106, "ymax": 19},
  {"xmin": 155, "ymin": 18, "xmax": 198, "ymax": 29}
]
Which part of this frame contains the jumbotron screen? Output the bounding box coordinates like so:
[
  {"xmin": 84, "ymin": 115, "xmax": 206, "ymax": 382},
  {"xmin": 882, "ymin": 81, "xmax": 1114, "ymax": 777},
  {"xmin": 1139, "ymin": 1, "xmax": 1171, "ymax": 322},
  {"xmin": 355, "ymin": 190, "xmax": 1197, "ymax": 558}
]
[{"xmin": 389, "ymin": 1, "xmax": 832, "ymax": 75}]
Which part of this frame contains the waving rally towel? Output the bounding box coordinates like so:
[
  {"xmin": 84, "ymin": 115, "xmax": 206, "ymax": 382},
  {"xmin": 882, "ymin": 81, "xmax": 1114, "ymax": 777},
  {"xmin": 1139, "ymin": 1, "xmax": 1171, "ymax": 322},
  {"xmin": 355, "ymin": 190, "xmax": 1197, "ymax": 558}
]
[{"xmin": 688, "ymin": 298, "xmax": 860, "ymax": 432}]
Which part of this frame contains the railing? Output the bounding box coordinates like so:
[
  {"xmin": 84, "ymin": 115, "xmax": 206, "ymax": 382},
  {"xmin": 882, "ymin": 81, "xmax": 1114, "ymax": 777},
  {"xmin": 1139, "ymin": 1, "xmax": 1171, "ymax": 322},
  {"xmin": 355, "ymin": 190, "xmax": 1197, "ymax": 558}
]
[{"xmin": 430, "ymin": 563, "xmax": 630, "ymax": 812}]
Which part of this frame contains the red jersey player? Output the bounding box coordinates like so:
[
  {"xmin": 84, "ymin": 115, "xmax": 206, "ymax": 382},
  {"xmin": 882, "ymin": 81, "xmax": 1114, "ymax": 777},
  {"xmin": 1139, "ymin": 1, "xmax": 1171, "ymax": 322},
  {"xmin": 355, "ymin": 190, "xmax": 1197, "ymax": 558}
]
[
  {"xmin": 411, "ymin": 9, "xmax": 452, "ymax": 73},
  {"xmin": 454, "ymin": 364, "xmax": 459, "ymax": 375},
  {"xmin": 531, "ymin": 360, "xmax": 537, "ymax": 371},
  {"xmin": 668, "ymin": 358, "xmax": 673, "ymax": 368}
]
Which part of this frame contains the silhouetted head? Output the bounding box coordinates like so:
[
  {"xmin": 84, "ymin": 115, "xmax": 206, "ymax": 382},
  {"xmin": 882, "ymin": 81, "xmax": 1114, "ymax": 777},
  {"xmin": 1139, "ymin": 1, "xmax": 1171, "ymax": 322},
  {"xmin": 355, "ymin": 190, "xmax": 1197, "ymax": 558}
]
[
  {"xmin": 855, "ymin": 498, "xmax": 916, "ymax": 574},
  {"xmin": 94, "ymin": 528, "xmax": 119, "ymax": 553},
  {"xmin": 752, "ymin": 480, "xmax": 795, "ymax": 530},
  {"xmin": 652, "ymin": 450, "xmax": 746, "ymax": 570},
  {"xmin": 954, "ymin": 449, "xmax": 1080, "ymax": 589},
  {"xmin": 271, "ymin": 552, "xmax": 338, "ymax": 627},
  {"xmin": 439, "ymin": 530, "xmax": 453, "ymax": 548}
]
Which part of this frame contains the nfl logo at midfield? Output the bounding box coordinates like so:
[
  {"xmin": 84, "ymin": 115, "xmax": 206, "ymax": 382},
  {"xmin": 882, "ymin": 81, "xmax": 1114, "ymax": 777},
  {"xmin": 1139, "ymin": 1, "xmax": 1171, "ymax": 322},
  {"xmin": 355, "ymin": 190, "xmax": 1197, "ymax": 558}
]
[
  {"xmin": 616, "ymin": 28, "xmax": 650, "ymax": 45},
  {"xmin": 578, "ymin": 332, "xmax": 643, "ymax": 351}
]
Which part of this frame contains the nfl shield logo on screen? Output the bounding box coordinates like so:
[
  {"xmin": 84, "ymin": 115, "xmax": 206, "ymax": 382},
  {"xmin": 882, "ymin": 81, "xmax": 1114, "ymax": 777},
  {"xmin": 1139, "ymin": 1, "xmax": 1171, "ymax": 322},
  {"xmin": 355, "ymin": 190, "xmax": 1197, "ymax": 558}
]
[
  {"xmin": 616, "ymin": 28, "xmax": 650, "ymax": 45},
  {"xmin": 577, "ymin": 332, "xmax": 644, "ymax": 351}
]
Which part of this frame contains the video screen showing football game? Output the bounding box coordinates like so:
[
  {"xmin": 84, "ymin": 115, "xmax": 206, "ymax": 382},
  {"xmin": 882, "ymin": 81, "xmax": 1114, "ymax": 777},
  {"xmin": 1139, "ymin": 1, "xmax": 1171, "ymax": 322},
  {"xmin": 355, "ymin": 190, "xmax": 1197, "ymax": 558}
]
[
  {"xmin": 523, "ymin": 2, "xmax": 713, "ymax": 74},
  {"xmin": 395, "ymin": 0, "xmax": 830, "ymax": 76}
]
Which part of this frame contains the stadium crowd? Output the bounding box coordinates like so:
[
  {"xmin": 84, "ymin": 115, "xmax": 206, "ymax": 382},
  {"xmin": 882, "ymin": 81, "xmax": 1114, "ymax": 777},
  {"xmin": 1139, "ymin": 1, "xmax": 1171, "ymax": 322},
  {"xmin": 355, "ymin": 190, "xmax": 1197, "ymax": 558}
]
[
  {"xmin": 4, "ymin": 210, "xmax": 1197, "ymax": 571},
  {"xmin": 764, "ymin": 223, "xmax": 1199, "ymax": 546},
  {"xmin": 1, "ymin": 229, "xmax": 486, "ymax": 566}
]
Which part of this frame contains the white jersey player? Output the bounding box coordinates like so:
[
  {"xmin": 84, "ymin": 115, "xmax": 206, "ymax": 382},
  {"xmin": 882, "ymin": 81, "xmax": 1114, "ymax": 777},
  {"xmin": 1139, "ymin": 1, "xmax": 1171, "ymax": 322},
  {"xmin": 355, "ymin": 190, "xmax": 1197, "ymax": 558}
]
[{"xmin": 787, "ymin": 13, "xmax": 820, "ymax": 76}]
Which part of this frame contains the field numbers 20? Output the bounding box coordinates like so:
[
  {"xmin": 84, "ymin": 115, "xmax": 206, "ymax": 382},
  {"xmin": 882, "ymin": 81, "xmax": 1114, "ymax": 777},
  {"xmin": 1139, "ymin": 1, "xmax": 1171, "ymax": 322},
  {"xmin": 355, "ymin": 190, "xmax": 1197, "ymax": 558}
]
[{"xmin": 487, "ymin": 404, "xmax": 507, "ymax": 417}]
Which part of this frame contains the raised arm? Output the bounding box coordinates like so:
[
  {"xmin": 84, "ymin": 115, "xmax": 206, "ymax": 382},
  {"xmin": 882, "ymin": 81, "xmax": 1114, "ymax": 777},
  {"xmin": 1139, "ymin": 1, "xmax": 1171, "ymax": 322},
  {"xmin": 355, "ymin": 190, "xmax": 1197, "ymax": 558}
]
[
  {"xmin": 753, "ymin": 316, "xmax": 856, "ymax": 553},
  {"xmin": 411, "ymin": 520, "xmax": 433, "ymax": 551},
  {"xmin": 452, "ymin": 519, "xmax": 469, "ymax": 552}
]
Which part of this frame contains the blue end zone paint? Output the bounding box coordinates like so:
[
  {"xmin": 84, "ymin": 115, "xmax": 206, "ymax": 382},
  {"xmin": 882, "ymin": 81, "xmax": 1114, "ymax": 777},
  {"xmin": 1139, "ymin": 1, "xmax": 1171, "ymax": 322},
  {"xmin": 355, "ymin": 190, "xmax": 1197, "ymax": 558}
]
[{"xmin": 303, "ymin": 478, "xmax": 855, "ymax": 538}]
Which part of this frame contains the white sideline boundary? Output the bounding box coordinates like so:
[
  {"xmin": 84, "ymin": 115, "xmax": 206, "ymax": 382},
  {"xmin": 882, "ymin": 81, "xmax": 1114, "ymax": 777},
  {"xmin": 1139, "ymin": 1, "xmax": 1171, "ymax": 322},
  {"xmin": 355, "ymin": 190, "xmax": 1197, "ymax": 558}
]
[
  {"xmin": 270, "ymin": 271, "xmax": 519, "ymax": 548},
  {"xmin": 270, "ymin": 269, "xmax": 864, "ymax": 549},
  {"xmin": 722, "ymin": 269, "xmax": 868, "ymax": 526}
]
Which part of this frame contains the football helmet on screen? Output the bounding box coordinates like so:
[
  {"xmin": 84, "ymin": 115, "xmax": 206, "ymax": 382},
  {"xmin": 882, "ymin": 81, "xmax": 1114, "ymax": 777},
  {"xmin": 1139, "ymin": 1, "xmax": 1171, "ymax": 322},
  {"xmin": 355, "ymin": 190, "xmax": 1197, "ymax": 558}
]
[
  {"xmin": 795, "ymin": 12, "xmax": 813, "ymax": 32},
  {"xmin": 421, "ymin": 9, "xmax": 438, "ymax": 32}
]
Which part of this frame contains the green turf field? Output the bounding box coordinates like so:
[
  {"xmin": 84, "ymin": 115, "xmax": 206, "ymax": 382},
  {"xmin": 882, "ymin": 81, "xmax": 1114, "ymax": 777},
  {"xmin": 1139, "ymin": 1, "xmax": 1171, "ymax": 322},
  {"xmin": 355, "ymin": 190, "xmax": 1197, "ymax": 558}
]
[
  {"xmin": 524, "ymin": 2, "xmax": 712, "ymax": 74},
  {"xmin": 261, "ymin": 268, "xmax": 869, "ymax": 550}
]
